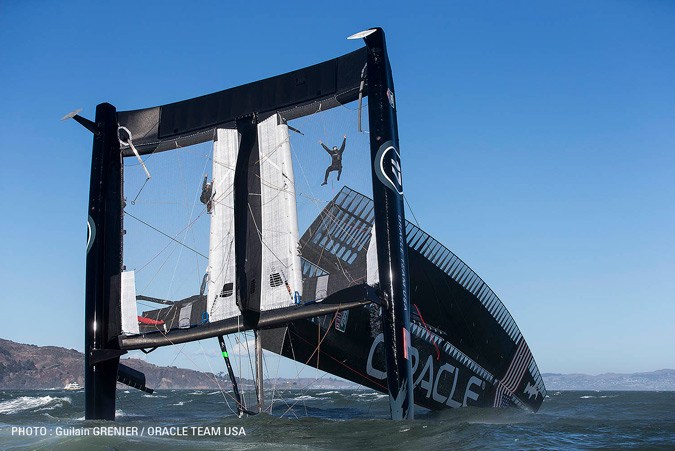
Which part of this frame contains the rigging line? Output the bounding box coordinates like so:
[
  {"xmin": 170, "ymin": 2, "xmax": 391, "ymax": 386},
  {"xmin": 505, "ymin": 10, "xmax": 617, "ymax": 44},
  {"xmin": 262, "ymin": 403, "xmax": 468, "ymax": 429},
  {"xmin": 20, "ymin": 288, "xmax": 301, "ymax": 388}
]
[
  {"xmin": 180, "ymin": 147, "xmax": 236, "ymax": 171},
  {"xmin": 140, "ymin": 240, "xmax": 180, "ymax": 294},
  {"xmin": 287, "ymin": 328, "xmax": 306, "ymax": 418},
  {"xmin": 237, "ymin": 332, "xmax": 259, "ymax": 409},
  {"xmin": 320, "ymin": 107, "xmax": 328, "ymax": 142},
  {"xmin": 259, "ymin": 171, "xmax": 327, "ymax": 204},
  {"xmin": 225, "ymin": 334, "xmax": 247, "ymax": 406},
  {"xmin": 279, "ymin": 372, "xmax": 333, "ymax": 419},
  {"xmin": 150, "ymin": 328, "xmax": 242, "ymax": 406},
  {"xmin": 176, "ymin": 146, "xmax": 209, "ymax": 287},
  {"xmin": 278, "ymin": 313, "xmax": 343, "ymax": 419},
  {"xmin": 257, "ymin": 328, "xmax": 301, "ymax": 417},
  {"xmin": 266, "ymin": 327, "xmax": 290, "ymax": 416},
  {"xmin": 265, "ymin": 306, "xmax": 341, "ymax": 409},
  {"xmin": 198, "ymin": 339, "xmax": 236, "ymax": 415},
  {"xmin": 290, "ymin": 331, "xmax": 388, "ymax": 391},
  {"xmin": 304, "ymin": 208, "xmax": 364, "ymax": 286},
  {"xmin": 208, "ymin": 241, "xmax": 233, "ymax": 319},
  {"xmin": 403, "ymin": 194, "xmax": 421, "ymax": 227},
  {"xmin": 124, "ymin": 210, "xmax": 208, "ymax": 260},
  {"xmin": 252, "ymin": 174, "xmax": 286, "ymax": 207},
  {"xmin": 317, "ymin": 209, "xmax": 357, "ymax": 286},
  {"xmin": 284, "ymin": 143, "xmax": 368, "ymax": 253},
  {"xmin": 254, "ymin": 134, "xmax": 291, "ymax": 167},
  {"xmin": 130, "ymin": 200, "xmax": 202, "ymax": 206},
  {"xmin": 207, "ymin": 233, "xmax": 234, "ymax": 318},
  {"xmin": 258, "ymin": 339, "xmax": 300, "ymax": 417},
  {"xmin": 165, "ymin": 152, "xmax": 195, "ymax": 298},
  {"xmin": 147, "ymin": 338, "xmax": 185, "ymax": 387},
  {"xmin": 130, "ymin": 177, "xmax": 150, "ymax": 205},
  {"xmin": 246, "ymin": 202, "xmax": 297, "ymax": 289},
  {"xmin": 413, "ymin": 304, "xmax": 440, "ymax": 361},
  {"xmin": 134, "ymin": 204, "xmax": 206, "ymax": 269},
  {"xmin": 206, "ymin": 183, "xmax": 236, "ymax": 212},
  {"xmin": 269, "ymin": 336, "xmax": 283, "ymax": 415}
]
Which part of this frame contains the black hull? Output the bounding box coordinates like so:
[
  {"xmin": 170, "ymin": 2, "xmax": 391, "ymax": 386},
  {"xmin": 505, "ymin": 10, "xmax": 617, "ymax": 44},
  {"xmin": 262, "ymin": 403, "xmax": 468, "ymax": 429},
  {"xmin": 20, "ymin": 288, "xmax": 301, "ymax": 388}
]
[{"xmin": 263, "ymin": 303, "xmax": 544, "ymax": 412}]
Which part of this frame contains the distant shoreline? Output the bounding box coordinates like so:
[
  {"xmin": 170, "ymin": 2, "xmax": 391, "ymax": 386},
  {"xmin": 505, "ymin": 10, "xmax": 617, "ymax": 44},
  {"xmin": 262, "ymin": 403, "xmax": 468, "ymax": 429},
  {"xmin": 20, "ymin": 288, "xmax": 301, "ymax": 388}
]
[{"xmin": 1, "ymin": 338, "xmax": 673, "ymax": 391}]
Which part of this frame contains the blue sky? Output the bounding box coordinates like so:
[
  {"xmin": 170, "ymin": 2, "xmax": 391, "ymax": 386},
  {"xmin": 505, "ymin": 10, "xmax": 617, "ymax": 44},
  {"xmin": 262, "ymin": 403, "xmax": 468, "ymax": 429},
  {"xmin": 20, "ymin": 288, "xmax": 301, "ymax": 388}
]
[{"xmin": 1, "ymin": 1, "xmax": 673, "ymax": 378}]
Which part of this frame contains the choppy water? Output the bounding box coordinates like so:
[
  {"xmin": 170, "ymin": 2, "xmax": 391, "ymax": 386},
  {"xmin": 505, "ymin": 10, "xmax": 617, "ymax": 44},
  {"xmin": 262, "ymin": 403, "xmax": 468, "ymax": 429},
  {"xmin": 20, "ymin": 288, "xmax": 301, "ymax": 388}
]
[{"xmin": 1, "ymin": 389, "xmax": 673, "ymax": 450}]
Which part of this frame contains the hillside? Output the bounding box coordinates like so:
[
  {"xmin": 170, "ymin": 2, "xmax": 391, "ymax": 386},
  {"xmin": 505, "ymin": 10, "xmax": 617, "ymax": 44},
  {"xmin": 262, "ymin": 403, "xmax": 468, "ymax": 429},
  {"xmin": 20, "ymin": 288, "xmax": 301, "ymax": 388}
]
[
  {"xmin": 0, "ymin": 338, "xmax": 356, "ymax": 390},
  {"xmin": 2, "ymin": 338, "xmax": 673, "ymax": 391}
]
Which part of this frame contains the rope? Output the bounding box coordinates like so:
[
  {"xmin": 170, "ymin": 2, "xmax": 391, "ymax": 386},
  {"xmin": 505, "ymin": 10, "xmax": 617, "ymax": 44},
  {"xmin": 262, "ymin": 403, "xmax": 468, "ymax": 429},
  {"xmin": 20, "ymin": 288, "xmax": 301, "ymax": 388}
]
[
  {"xmin": 413, "ymin": 304, "xmax": 440, "ymax": 360},
  {"xmin": 290, "ymin": 330, "xmax": 388, "ymax": 391},
  {"xmin": 124, "ymin": 210, "xmax": 208, "ymax": 260},
  {"xmin": 404, "ymin": 194, "xmax": 421, "ymax": 228},
  {"xmin": 150, "ymin": 327, "xmax": 242, "ymax": 409},
  {"xmin": 266, "ymin": 306, "xmax": 342, "ymax": 411},
  {"xmin": 198, "ymin": 340, "xmax": 236, "ymax": 415}
]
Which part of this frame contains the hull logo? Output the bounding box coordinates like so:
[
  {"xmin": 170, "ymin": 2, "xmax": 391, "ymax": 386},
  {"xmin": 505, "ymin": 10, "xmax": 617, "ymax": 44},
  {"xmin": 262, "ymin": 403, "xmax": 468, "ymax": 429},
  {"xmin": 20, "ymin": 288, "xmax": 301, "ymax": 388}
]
[
  {"xmin": 374, "ymin": 141, "xmax": 403, "ymax": 195},
  {"xmin": 86, "ymin": 215, "xmax": 96, "ymax": 254},
  {"xmin": 335, "ymin": 310, "xmax": 349, "ymax": 332},
  {"xmin": 387, "ymin": 89, "xmax": 396, "ymax": 110},
  {"xmin": 366, "ymin": 333, "xmax": 483, "ymax": 407}
]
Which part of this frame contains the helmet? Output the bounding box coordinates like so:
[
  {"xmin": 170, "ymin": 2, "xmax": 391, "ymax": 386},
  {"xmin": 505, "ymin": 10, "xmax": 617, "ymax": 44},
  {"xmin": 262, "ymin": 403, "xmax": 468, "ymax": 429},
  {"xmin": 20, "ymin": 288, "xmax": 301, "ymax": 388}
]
[{"xmin": 332, "ymin": 146, "xmax": 338, "ymax": 151}]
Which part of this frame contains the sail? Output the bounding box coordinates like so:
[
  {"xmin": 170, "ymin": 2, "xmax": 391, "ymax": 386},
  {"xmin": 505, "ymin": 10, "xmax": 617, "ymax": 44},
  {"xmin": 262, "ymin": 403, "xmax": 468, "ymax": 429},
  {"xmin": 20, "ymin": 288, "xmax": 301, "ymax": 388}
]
[
  {"xmin": 257, "ymin": 115, "xmax": 302, "ymax": 310},
  {"xmin": 207, "ymin": 118, "xmax": 302, "ymax": 322},
  {"xmin": 206, "ymin": 128, "xmax": 240, "ymax": 322},
  {"xmin": 120, "ymin": 271, "xmax": 139, "ymax": 335}
]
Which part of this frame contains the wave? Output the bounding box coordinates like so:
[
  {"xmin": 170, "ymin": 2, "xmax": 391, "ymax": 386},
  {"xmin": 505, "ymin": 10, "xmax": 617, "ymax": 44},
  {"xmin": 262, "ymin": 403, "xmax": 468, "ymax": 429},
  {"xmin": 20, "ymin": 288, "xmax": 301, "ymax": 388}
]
[
  {"xmin": 352, "ymin": 392, "xmax": 387, "ymax": 400},
  {"xmin": 115, "ymin": 409, "xmax": 143, "ymax": 418},
  {"xmin": 0, "ymin": 396, "xmax": 72, "ymax": 415},
  {"xmin": 286, "ymin": 395, "xmax": 323, "ymax": 402},
  {"xmin": 317, "ymin": 391, "xmax": 339, "ymax": 395}
]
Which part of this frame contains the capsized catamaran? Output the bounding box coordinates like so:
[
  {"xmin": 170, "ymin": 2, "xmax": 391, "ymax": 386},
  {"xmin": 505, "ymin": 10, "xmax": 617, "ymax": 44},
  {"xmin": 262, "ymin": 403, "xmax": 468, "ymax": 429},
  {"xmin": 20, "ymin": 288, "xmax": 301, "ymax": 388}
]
[{"xmin": 69, "ymin": 28, "xmax": 545, "ymax": 421}]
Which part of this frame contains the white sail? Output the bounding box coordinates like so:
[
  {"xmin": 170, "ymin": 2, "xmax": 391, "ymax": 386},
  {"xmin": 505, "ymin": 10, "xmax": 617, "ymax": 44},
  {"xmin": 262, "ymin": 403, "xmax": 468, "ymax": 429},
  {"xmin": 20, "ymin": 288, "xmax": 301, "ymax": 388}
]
[
  {"xmin": 366, "ymin": 225, "xmax": 379, "ymax": 286},
  {"xmin": 206, "ymin": 128, "xmax": 240, "ymax": 322},
  {"xmin": 120, "ymin": 271, "xmax": 139, "ymax": 335},
  {"xmin": 257, "ymin": 115, "xmax": 302, "ymax": 310}
]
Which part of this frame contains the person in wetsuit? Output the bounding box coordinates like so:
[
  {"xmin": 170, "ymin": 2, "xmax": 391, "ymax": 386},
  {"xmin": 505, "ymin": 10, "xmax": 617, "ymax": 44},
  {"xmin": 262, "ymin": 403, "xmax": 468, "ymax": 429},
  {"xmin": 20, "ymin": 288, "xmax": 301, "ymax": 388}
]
[
  {"xmin": 200, "ymin": 175, "xmax": 214, "ymax": 213},
  {"xmin": 320, "ymin": 135, "xmax": 347, "ymax": 186}
]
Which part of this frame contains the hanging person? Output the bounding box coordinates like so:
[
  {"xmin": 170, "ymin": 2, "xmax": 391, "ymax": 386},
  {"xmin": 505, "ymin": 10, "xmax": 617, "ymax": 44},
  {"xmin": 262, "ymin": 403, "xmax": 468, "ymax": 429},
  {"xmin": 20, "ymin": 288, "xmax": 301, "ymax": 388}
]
[
  {"xmin": 200, "ymin": 175, "xmax": 214, "ymax": 213},
  {"xmin": 320, "ymin": 135, "xmax": 347, "ymax": 186}
]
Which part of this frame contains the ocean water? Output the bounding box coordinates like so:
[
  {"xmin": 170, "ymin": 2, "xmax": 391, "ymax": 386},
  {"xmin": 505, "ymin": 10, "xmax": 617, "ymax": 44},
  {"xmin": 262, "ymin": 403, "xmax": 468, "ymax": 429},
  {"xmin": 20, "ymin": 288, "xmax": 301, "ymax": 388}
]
[{"xmin": 0, "ymin": 389, "xmax": 673, "ymax": 450}]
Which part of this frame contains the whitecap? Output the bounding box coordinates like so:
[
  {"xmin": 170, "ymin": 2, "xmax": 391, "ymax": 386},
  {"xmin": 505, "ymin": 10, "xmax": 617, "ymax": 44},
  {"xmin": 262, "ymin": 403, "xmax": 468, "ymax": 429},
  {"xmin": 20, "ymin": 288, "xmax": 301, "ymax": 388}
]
[
  {"xmin": 115, "ymin": 409, "xmax": 143, "ymax": 418},
  {"xmin": 287, "ymin": 395, "xmax": 321, "ymax": 401},
  {"xmin": 353, "ymin": 392, "xmax": 387, "ymax": 400},
  {"xmin": 317, "ymin": 391, "xmax": 339, "ymax": 395},
  {"xmin": 0, "ymin": 396, "xmax": 72, "ymax": 415}
]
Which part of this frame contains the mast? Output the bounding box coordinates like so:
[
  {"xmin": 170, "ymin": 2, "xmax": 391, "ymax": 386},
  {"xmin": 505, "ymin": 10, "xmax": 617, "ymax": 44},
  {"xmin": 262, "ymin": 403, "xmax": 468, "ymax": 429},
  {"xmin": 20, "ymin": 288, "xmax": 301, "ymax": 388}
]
[
  {"xmin": 255, "ymin": 329, "xmax": 264, "ymax": 413},
  {"xmin": 361, "ymin": 28, "xmax": 414, "ymax": 420},
  {"xmin": 83, "ymin": 103, "xmax": 124, "ymax": 420}
]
